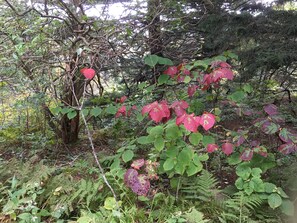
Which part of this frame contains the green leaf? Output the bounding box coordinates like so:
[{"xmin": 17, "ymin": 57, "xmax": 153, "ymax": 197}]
[
  {"xmin": 214, "ymin": 107, "xmax": 221, "ymax": 116},
  {"xmin": 186, "ymin": 162, "xmax": 201, "ymax": 176},
  {"xmin": 235, "ymin": 178, "xmax": 244, "ymax": 190},
  {"xmin": 77, "ymin": 216, "xmax": 92, "ymax": 223},
  {"xmin": 198, "ymin": 153, "xmax": 209, "ymax": 162},
  {"xmin": 189, "ymin": 132, "xmax": 203, "ymax": 146},
  {"xmin": 67, "ymin": 110, "xmax": 77, "ymax": 119},
  {"xmin": 193, "ymin": 60, "xmax": 209, "ymax": 70},
  {"xmin": 175, "ymin": 162, "xmax": 186, "ymax": 175},
  {"xmin": 243, "ymin": 84, "xmax": 253, "ymax": 93},
  {"xmin": 137, "ymin": 136, "xmax": 153, "ymax": 145},
  {"xmin": 163, "ymin": 158, "xmax": 175, "ymax": 171},
  {"xmin": 166, "ymin": 146, "xmax": 179, "ymax": 158},
  {"xmin": 81, "ymin": 108, "xmax": 89, "ymax": 117},
  {"xmin": 149, "ymin": 125, "xmax": 164, "ymax": 137},
  {"xmin": 136, "ymin": 112, "xmax": 145, "ymax": 122},
  {"xmin": 280, "ymin": 200, "xmax": 294, "ymax": 216},
  {"xmin": 251, "ymin": 177, "xmax": 264, "ymax": 192},
  {"xmin": 236, "ymin": 164, "xmax": 251, "ymax": 180},
  {"xmin": 183, "ymin": 76, "xmax": 191, "ymax": 84},
  {"xmin": 178, "ymin": 148, "xmax": 193, "ymax": 165},
  {"xmin": 90, "ymin": 107, "xmax": 102, "ymax": 117},
  {"xmin": 202, "ymin": 135, "xmax": 215, "ymax": 147},
  {"xmin": 165, "ymin": 124, "xmax": 181, "ymax": 140},
  {"xmin": 228, "ymin": 90, "xmax": 246, "ymax": 103},
  {"xmin": 277, "ymin": 187, "xmax": 289, "ymax": 198},
  {"xmin": 104, "ymin": 197, "xmax": 118, "ymax": 210},
  {"xmin": 138, "ymin": 82, "xmax": 146, "ymax": 89},
  {"xmin": 144, "ymin": 55, "xmax": 159, "ymax": 67},
  {"xmin": 265, "ymin": 182, "xmax": 277, "ymax": 193},
  {"xmin": 122, "ymin": 150, "xmax": 134, "ymax": 163},
  {"xmin": 158, "ymin": 57, "xmax": 173, "ymax": 65},
  {"xmin": 51, "ymin": 106, "xmax": 61, "ymax": 115},
  {"xmin": 268, "ymin": 193, "xmax": 282, "ymax": 209},
  {"xmin": 106, "ymin": 105, "xmax": 117, "ymax": 115},
  {"xmin": 251, "ymin": 168, "xmax": 262, "ymax": 178},
  {"xmin": 158, "ymin": 74, "xmax": 170, "ymax": 85},
  {"xmin": 61, "ymin": 107, "xmax": 71, "ymax": 114},
  {"xmin": 227, "ymin": 153, "xmax": 242, "ymax": 165},
  {"xmin": 154, "ymin": 137, "xmax": 165, "ymax": 151}
]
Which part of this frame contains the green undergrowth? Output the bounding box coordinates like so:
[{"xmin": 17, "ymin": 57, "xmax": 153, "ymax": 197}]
[{"xmin": 0, "ymin": 150, "xmax": 295, "ymax": 223}]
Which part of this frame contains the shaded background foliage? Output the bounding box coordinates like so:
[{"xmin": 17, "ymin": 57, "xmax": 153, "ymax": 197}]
[{"xmin": 0, "ymin": 0, "xmax": 296, "ymax": 142}]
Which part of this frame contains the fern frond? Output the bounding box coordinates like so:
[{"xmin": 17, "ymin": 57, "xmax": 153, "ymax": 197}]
[{"xmin": 181, "ymin": 170, "xmax": 220, "ymax": 201}]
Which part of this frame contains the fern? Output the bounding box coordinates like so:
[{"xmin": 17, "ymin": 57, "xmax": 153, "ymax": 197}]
[{"xmin": 181, "ymin": 170, "xmax": 220, "ymax": 201}]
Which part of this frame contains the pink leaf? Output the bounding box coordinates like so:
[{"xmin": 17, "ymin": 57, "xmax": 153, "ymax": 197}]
[
  {"xmin": 131, "ymin": 174, "xmax": 150, "ymax": 196},
  {"xmin": 131, "ymin": 159, "xmax": 145, "ymax": 170},
  {"xmin": 171, "ymin": 100, "xmax": 189, "ymax": 117},
  {"xmin": 176, "ymin": 113, "xmax": 200, "ymax": 132},
  {"xmin": 222, "ymin": 143, "xmax": 234, "ymax": 155},
  {"xmin": 240, "ymin": 148, "xmax": 253, "ymax": 161},
  {"xmin": 141, "ymin": 101, "xmax": 158, "ymax": 115},
  {"xmin": 177, "ymin": 75, "xmax": 185, "ymax": 83},
  {"xmin": 253, "ymin": 146, "xmax": 268, "ymax": 157},
  {"xmin": 264, "ymin": 104, "xmax": 278, "ymax": 116},
  {"xmin": 183, "ymin": 69, "xmax": 191, "ymax": 75},
  {"xmin": 188, "ymin": 85, "xmax": 198, "ymax": 97},
  {"xmin": 278, "ymin": 143, "xmax": 297, "ymax": 155},
  {"xmin": 176, "ymin": 113, "xmax": 186, "ymax": 126},
  {"xmin": 220, "ymin": 68, "xmax": 234, "ymax": 80},
  {"xmin": 80, "ymin": 68, "xmax": 96, "ymax": 79},
  {"xmin": 124, "ymin": 169, "xmax": 139, "ymax": 187},
  {"xmin": 219, "ymin": 62, "xmax": 231, "ymax": 68},
  {"xmin": 142, "ymin": 101, "xmax": 170, "ymax": 123},
  {"xmin": 236, "ymin": 135, "xmax": 246, "ymax": 146},
  {"xmin": 200, "ymin": 112, "xmax": 216, "ymax": 131},
  {"xmin": 120, "ymin": 96, "xmax": 127, "ymax": 103},
  {"xmin": 211, "ymin": 69, "xmax": 224, "ymax": 82},
  {"xmin": 164, "ymin": 66, "xmax": 178, "ymax": 77},
  {"xmin": 115, "ymin": 105, "xmax": 126, "ymax": 118},
  {"xmin": 207, "ymin": 144, "xmax": 219, "ymax": 153}
]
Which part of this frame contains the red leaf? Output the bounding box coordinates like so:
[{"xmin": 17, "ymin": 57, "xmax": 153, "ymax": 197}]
[
  {"xmin": 236, "ymin": 135, "xmax": 246, "ymax": 146},
  {"xmin": 207, "ymin": 144, "xmax": 219, "ymax": 153},
  {"xmin": 222, "ymin": 143, "xmax": 234, "ymax": 155},
  {"xmin": 240, "ymin": 148, "xmax": 254, "ymax": 161},
  {"xmin": 131, "ymin": 159, "xmax": 145, "ymax": 170},
  {"xmin": 127, "ymin": 105, "xmax": 137, "ymax": 116},
  {"xmin": 115, "ymin": 105, "xmax": 126, "ymax": 118},
  {"xmin": 211, "ymin": 69, "xmax": 224, "ymax": 82},
  {"xmin": 279, "ymin": 128, "xmax": 297, "ymax": 143},
  {"xmin": 200, "ymin": 113, "xmax": 216, "ymax": 131},
  {"xmin": 183, "ymin": 69, "xmax": 191, "ymax": 75},
  {"xmin": 219, "ymin": 61, "xmax": 231, "ymax": 68},
  {"xmin": 176, "ymin": 113, "xmax": 200, "ymax": 132},
  {"xmin": 261, "ymin": 121, "xmax": 280, "ymax": 134},
  {"xmin": 142, "ymin": 101, "xmax": 157, "ymax": 115},
  {"xmin": 250, "ymin": 140, "xmax": 260, "ymax": 147},
  {"xmin": 253, "ymin": 146, "xmax": 268, "ymax": 157},
  {"xmin": 188, "ymin": 85, "xmax": 198, "ymax": 97},
  {"xmin": 177, "ymin": 75, "xmax": 185, "ymax": 83},
  {"xmin": 131, "ymin": 174, "xmax": 150, "ymax": 196},
  {"xmin": 264, "ymin": 104, "xmax": 278, "ymax": 116},
  {"xmin": 220, "ymin": 68, "xmax": 234, "ymax": 80},
  {"xmin": 171, "ymin": 100, "xmax": 189, "ymax": 117},
  {"xmin": 80, "ymin": 68, "xmax": 96, "ymax": 79},
  {"xmin": 124, "ymin": 168, "xmax": 139, "ymax": 187},
  {"xmin": 142, "ymin": 101, "xmax": 170, "ymax": 123},
  {"xmin": 278, "ymin": 143, "xmax": 297, "ymax": 155},
  {"xmin": 164, "ymin": 66, "xmax": 178, "ymax": 77},
  {"xmin": 203, "ymin": 74, "xmax": 212, "ymax": 85},
  {"xmin": 120, "ymin": 96, "xmax": 127, "ymax": 103}
]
